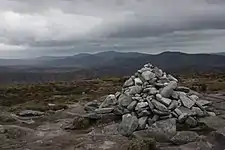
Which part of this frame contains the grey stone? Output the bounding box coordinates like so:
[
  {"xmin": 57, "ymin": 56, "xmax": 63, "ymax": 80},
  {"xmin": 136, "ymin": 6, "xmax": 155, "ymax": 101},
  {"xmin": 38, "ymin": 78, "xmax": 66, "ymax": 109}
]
[
  {"xmin": 153, "ymin": 109, "xmax": 170, "ymax": 116},
  {"xmin": 176, "ymin": 86, "xmax": 190, "ymax": 93},
  {"xmin": 118, "ymin": 94, "xmax": 132, "ymax": 107},
  {"xmin": 191, "ymin": 107, "xmax": 205, "ymax": 117},
  {"xmin": 134, "ymin": 78, "xmax": 143, "ymax": 85},
  {"xmin": 95, "ymin": 108, "xmax": 114, "ymax": 114},
  {"xmin": 148, "ymin": 118, "xmax": 155, "ymax": 126},
  {"xmin": 172, "ymin": 91, "xmax": 180, "ymax": 100},
  {"xmin": 135, "ymin": 102, "xmax": 149, "ymax": 111},
  {"xmin": 115, "ymin": 91, "xmax": 121, "ymax": 99},
  {"xmin": 185, "ymin": 116, "xmax": 198, "ymax": 127},
  {"xmin": 128, "ymin": 86, "xmax": 142, "ymax": 95},
  {"xmin": 141, "ymin": 71, "xmax": 156, "ymax": 81},
  {"xmin": 156, "ymin": 94, "xmax": 162, "ymax": 101},
  {"xmin": 127, "ymin": 101, "xmax": 138, "ymax": 111},
  {"xmin": 189, "ymin": 95, "xmax": 199, "ymax": 101},
  {"xmin": 155, "ymin": 82, "xmax": 165, "ymax": 88},
  {"xmin": 178, "ymin": 113, "xmax": 188, "ymax": 123},
  {"xmin": 159, "ymin": 97, "xmax": 172, "ymax": 106},
  {"xmin": 137, "ymin": 110, "xmax": 151, "ymax": 117},
  {"xmin": 171, "ymin": 112, "xmax": 179, "ymax": 118},
  {"xmin": 167, "ymin": 74, "xmax": 178, "ymax": 82},
  {"xmin": 179, "ymin": 93, "xmax": 195, "ymax": 109},
  {"xmin": 197, "ymin": 99, "xmax": 212, "ymax": 106},
  {"xmin": 103, "ymin": 123, "xmax": 119, "ymax": 135},
  {"xmin": 146, "ymin": 99, "xmax": 154, "ymax": 110},
  {"xmin": 18, "ymin": 110, "xmax": 44, "ymax": 117},
  {"xmin": 138, "ymin": 117, "xmax": 148, "ymax": 130},
  {"xmin": 99, "ymin": 94, "xmax": 117, "ymax": 108},
  {"xmin": 132, "ymin": 96, "xmax": 143, "ymax": 102},
  {"xmin": 118, "ymin": 114, "xmax": 139, "ymax": 136},
  {"xmin": 154, "ymin": 67, "xmax": 163, "ymax": 78},
  {"xmin": 179, "ymin": 106, "xmax": 194, "ymax": 116},
  {"xmin": 123, "ymin": 77, "xmax": 134, "ymax": 87},
  {"xmin": 174, "ymin": 108, "xmax": 183, "ymax": 116},
  {"xmin": 152, "ymin": 115, "xmax": 160, "ymax": 122},
  {"xmin": 208, "ymin": 112, "xmax": 216, "ymax": 116},
  {"xmin": 160, "ymin": 81, "xmax": 177, "ymax": 98},
  {"xmin": 178, "ymin": 141, "xmax": 213, "ymax": 150},
  {"xmin": 152, "ymin": 99, "xmax": 168, "ymax": 112},
  {"xmin": 168, "ymin": 100, "xmax": 179, "ymax": 110},
  {"xmin": 113, "ymin": 106, "xmax": 125, "ymax": 115},
  {"xmin": 170, "ymin": 131, "xmax": 199, "ymax": 145},
  {"xmin": 160, "ymin": 114, "xmax": 172, "ymax": 120}
]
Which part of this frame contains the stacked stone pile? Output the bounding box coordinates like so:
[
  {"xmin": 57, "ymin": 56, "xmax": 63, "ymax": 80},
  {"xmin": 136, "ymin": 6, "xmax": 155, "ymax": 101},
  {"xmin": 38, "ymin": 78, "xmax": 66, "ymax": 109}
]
[{"xmin": 85, "ymin": 63, "xmax": 215, "ymax": 136}]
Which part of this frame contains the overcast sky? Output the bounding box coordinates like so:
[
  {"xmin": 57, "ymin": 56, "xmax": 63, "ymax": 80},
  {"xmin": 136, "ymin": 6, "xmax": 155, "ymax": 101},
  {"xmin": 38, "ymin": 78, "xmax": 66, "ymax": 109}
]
[{"xmin": 0, "ymin": 0, "xmax": 225, "ymax": 58}]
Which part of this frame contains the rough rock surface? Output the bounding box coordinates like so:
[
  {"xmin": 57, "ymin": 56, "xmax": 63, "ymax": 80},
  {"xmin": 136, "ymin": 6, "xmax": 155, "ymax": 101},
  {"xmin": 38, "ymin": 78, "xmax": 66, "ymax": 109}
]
[{"xmin": 170, "ymin": 131, "xmax": 199, "ymax": 145}]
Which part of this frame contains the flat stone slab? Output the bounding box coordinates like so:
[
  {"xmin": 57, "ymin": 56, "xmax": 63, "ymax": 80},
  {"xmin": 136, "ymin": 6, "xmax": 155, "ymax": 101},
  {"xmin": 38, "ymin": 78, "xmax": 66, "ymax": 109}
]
[
  {"xmin": 180, "ymin": 93, "xmax": 195, "ymax": 109},
  {"xmin": 95, "ymin": 108, "xmax": 114, "ymax": 114}
]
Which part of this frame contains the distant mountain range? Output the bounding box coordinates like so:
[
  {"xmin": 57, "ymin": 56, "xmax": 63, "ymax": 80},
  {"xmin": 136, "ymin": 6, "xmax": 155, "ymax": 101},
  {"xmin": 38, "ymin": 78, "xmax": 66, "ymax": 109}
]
[{"xmin": 1, "ymin": 51, "xmax": 225, "ymax": 84}]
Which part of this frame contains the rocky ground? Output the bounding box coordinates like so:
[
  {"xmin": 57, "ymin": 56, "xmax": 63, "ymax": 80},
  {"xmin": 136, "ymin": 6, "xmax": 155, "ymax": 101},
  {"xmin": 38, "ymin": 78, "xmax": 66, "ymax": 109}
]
[{"xmin": 1, "ymin": 68, "xmax": 225, "ymax": 150}]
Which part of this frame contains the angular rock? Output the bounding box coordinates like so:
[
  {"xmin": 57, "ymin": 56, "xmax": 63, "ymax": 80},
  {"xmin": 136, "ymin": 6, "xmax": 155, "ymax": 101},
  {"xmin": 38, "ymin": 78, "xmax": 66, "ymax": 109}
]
[
  {"xmin": 153, "ymin": 67, "xmax": 163, "ymax": 78},
  {"xmin": 146, "ymin": 99, "xmax": 154, "ymax": 110},
  {"xmin": 197, "ymin": 99, "xmax": 212, "ymax": 106},
  {"xmin": 118, "ymin": 94, "xmax": 132, "ymax": 107},
  {"xmin": 127, "ymin": 101, "xmax": 138, "ymax": 111},
  {"xmin": 153, "ymin": 109, "xmax": 170, "ymax": 116},
  {"xmin": 141, "ymin": 71, "xmax": 155, "ymax": 81},
  {"xmin": 95, "ymin": 108, "xmax": 114, "ymax": 114},
  {"xmin": 191, "ymin": 107, "xmax": 205, "ymax": 117},
  {"xmin": 174, "ymin": 108, "xmax": 183, "ymax": 116},
  {"xmin": 137, "ymin": 110, "xmax": 151, "ymax": 117},
  {"xmin": 138, "ymin": 117, "xmax": 148, "ymax": 130},
  {"xmin": 167, "ymin": 74, "xmax": 178, "ymax": 82},
  {"xmin": 170, "ymin": 131, "xmax": 199, "ymax": 145},
  {"xmin": 152, "ymin": 99, "xmax": 168, "ymax": 112},
  {"xmin": 118, "ymin": 114, "xmax": 139, "ymax": 136},
  {"xmin": 135, "ymin": 102, "xmax": 149, "ymax": 111},
  {"xmin": 168, "ymin": 100, "xmax": 179, "ymax": 110},
  {"xmin": 179, "ymin": 93, "xmax": 195, "ymax": 109},
  {"xmin": 176, "ymin": 86, "xmax": 190, "ymax": 93},
  {"xmin": 99, "ymin": 94, "xmax": 117, "ymax": 108},
  {"xmin": 178, "ymin": 113, "xmax": 188, "ymax": 123},
  {"xmin": 160, "ymin": 81, "xmax": 177, "ymax": 98},
  {"xmin": 123, "ymin": 77, "xmax": 134, "ymax": 87},
  {"xmin": 159, "ymin": 97, "xmax": 172, "ymax": 106},
  {"xmin": 128, "ymin": 86, "xmax": 142, "ymax": 95},
  {"xmin": 134, "ymin": 78, "xmax": 143, "ymax": 85}
]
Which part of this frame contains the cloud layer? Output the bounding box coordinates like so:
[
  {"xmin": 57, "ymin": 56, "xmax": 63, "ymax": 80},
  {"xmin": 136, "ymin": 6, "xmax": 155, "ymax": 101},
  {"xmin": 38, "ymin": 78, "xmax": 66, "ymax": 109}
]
[{"xmin": 0, "ymin": 0, "xmax": 225, "ymax": 58}]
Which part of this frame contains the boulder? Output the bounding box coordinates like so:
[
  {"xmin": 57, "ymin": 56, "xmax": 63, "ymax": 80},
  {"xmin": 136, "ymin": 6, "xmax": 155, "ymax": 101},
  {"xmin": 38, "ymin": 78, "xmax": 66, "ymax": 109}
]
[
  {"xmin": 99, "ymin": 94, "xmax": 117, "ymax": 108},
  {"xmin": 118, "ymin": 114, "xmax": 139, "ymax": 136},
  {"xmin": 152, "ymin": 100, "xmax": 168, "ymax": 112},
  {"xmin": 160, "ymin": 81, "xmax": 177, "ymax": 98},
  {"xmin": 141, "ymin": 71, "xmax": 155, "ymax": 81},
  {"xmin": 118, "ymin": 94, "xmax": 132, "ymax": 107},
  {"xmin": 138, "ymin": 117, "xmax": 148, "ymax": 130},
  {"xmin": 179, "ymin": 93, "xmax": 195, "ymax": 109},
  {"xmin": 170, "ymin": 131, "xmax": 199, "ymax": 145},
  {"xmin": 128, "ymin": 86, "xmax": 143, "ymax": 95},
  {"xmin": 123, "ymin": 77, "xmax": 134, "ymax": 87}
]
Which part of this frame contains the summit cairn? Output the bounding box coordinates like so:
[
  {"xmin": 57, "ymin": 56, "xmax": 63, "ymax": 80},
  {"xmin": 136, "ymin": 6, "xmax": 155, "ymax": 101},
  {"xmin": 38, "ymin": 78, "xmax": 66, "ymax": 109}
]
[{"xmin": 85, "ymin": 63, "xmax": 215, "ymax": 137}]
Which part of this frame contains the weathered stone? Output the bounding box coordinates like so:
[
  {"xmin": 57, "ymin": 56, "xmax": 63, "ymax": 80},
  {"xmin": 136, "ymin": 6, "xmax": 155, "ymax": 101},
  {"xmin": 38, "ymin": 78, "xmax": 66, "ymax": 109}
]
[
  {"xmin": 153, "ymin": 67, "xmax": 163, "ymax": 78},
  {"xmin": 99, "ymin": 94, "xmax": 117, "ymax": 108},
  {"xmin": 18, "ymin": 110, "xmax": 44, "ymax": 117},
  {"xmin": 178, "ymin": 141, "xmax": 213, "ymax": 150},
  {"xmin": 138, "ymin": 117, "xmax": 148, "ymax": 130},
  {"xmin": 179, "ymin": 106, "xmax": 194, "ymax": 116},
  {"xmin": 148, "ymin": 118, "xmax": 154, "ymax": 126},
  {"xmin": 178, "ymin": 113, "xmax": 188, "ymax": 123},
  {"xmin": 208, "ymin": 112, "xmax": 216, "ymax": 116},
  {"xmin": 197, "ymin": 99, "xmax": 212, "ymax": 106},
  {"xmin": 160, "ymin": 114, "xmax": 172, "ymax": 120},
  {"xmin": 152, "ymin": 115, "xmax": 160, "ymax": 122},
  {"xmin": 118, "ymin": 114, "xmax": 139, "ymax": 136},
  {"xmin": 170, "ymin": 131, "xmax": 199, "ymax": 145},
  {"xmin": 189, "ymin": 95, "xmax": 199, "ymax": 101},
  {"xmin": 156, "ymin": 94, "xmax": 162, "ymax": 101},
  {"xmin": 176, "ymin": 86, "xmax": 191, "ymax": 93},
  {"xmin": 191, "ymin": 107, "xmax": 205, "ymax": 117},
  {"xmin": 174, "ymin": 108, "xmax": 183, "ymax": 116},
  {"xmin": 159, "ymin": 97, "xmax": 172, "ymax": 106},
  {"xmin": 172, "ymin": 91, "xmax": 180, "ymax": 100},
  {"xmin": 127, "ymin": 101, "xmax": 138, "ymax": 111},
  {"xmin": 135, "ymin": 102, "xmax": 149, "ymax": 111},
  {"xmin": 134, "ymin": 78, "xmax": 143, "ymax": 86},
  {"xmin": 113, "ymin": 106, "xmax": 125, "ymax": 115},
  {"xmin": 185, "ymin": 116, "xmax": 198, "ymax": 127},
  {"xmin": 179, "ymin": 93, "xmax": 195, "ymax": 109},
  {"xmin": 153, "ymin": 109, "xmax": 170, "ymax": 116},
  {"xmin": 167, "ymin": 74, "xmax": 178, "ymax": 82},
  {"xmin": 123, "ymin": 77, "xmax": 134, "ymax": 87},
  {"xmin": 137, "ymin": 110, "xmax": 151, "ymax": 117},
  {"xmin": 95, "ymin": 108, "xmax": 114, "ymax": 114},
  {"xmin": 115, "ymin": 91, "xmax": 121, "ymax": 99},
  {"xmin": 141, "ymin": 71, "xmax": 155, "ymax": 81},
  {"xmin": 146, "ymin": 99, "xmax": 154, "ymax": 110},
  {"xmin": 132, "ymin": 96, "xmax": 143, "ymax": 102},
  {"xmin": 160, "ymin": 81, "xmax": 177, "ymax": 98},
  {"xmin": 152, "ymin": 99, "xmax": 168, "ymax": 112},
  {"xmin": 128, "ymin": 86, "xmax": 143, "ymax": 95},
  {"xmin": 118, "ymin": 94, "xmax": 132, "ymax": 107},
  {"xmin": 168, "ymin": 100, "xmax": 179, "ymax": 110},
  {"xmin": 65, "ymin": 116, "xmax": 91, "ymax": 130}
]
